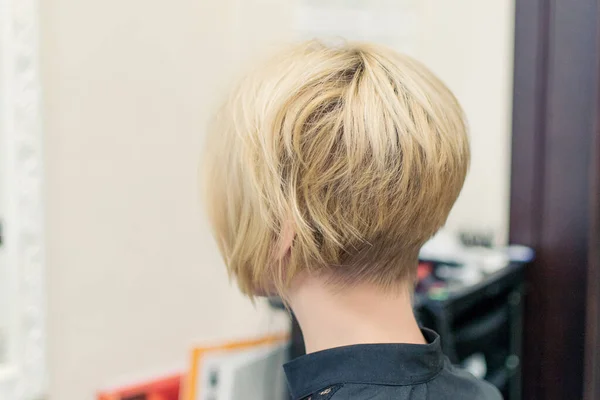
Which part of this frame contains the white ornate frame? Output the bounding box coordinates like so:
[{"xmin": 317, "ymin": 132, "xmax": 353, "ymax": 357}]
[{"xmin": 0, "ymin": 0, "xmax": 47, "ymax": 399}]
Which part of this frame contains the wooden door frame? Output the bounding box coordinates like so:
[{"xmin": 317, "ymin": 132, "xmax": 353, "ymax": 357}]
[
  {"xmin": 510, "ymin": 0, "xmax": 600, "ymax": 399},
  {"xmin": 584, "ymin": 52, "xmax": 600, "ymax": 400}
]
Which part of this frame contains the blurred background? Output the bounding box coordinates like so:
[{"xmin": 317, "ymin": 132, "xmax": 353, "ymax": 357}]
[{"xmin": 0, "ymin": 0, "xmax": 598, "ymax": 399}]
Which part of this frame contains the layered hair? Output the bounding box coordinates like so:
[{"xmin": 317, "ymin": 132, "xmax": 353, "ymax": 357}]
[{"xmin": 204, "ymin": 40, "xmax": 469, "ymax": 296}]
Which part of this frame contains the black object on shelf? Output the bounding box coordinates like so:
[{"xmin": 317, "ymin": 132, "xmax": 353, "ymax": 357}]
[{"xmin": 414, "ymin": 262, "xmax": 526, "ymax": 400}]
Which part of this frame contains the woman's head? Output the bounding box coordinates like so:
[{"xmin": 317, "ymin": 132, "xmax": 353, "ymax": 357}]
[{"xmin": 204, "ymin": 40, "xmax": 469, "ymax": 297}]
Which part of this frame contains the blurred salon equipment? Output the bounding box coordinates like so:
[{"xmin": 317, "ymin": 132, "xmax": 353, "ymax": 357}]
[{"xmin": 414, "ymin": 259, "xmax": 526, "ymax": 400}]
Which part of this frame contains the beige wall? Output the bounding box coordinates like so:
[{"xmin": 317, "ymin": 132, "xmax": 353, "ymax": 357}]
[
  {"xmin": 416, "ymin": 0, "xmax": 515, "ymax": 243},
  {"xmin": 42, "ymin": 1, "xmax": 291, "ymax": 399},
  {"xmin": 41, "ymin": 0, "xmax": 514, "ymax": 399}
]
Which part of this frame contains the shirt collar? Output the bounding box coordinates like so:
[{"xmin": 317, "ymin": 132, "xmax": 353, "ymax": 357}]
[{"xmin": 283, "ymin": 328, "xmax": 445, "ymax": 400}]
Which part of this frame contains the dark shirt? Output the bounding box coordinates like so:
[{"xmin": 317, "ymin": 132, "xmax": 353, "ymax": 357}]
[{"xmin": 283, "ymin": 328, "xmax": 502, "ymax": 400}]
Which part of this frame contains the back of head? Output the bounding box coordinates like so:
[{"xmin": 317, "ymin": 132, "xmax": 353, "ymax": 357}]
[{"xmin": 204, "ymin": 40, "xmax": 469, "ymax": 297}]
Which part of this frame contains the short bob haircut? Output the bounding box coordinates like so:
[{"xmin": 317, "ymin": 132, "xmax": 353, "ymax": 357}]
[{"xmin": 204, "ymin": 40, "xmax": 469, "ymax": 297}]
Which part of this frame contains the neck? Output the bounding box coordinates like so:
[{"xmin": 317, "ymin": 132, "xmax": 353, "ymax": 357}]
[{"xmin": 288, "ymin": 274, "xmax": 426, "ymax": 354}]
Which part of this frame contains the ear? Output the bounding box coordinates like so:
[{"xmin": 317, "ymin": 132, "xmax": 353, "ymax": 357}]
[
  {"xmin": 252, "ymin": 220, "xmax": 295, "ymax": 298},
  {"xmin": 276, "ymin": 219, "xmax": 295, "ymax": 260}
]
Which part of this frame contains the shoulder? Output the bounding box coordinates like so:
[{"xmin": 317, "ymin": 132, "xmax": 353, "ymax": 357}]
[{"xmin": 429, "ymin": 360, "xmax": 503, "ymax": 400}]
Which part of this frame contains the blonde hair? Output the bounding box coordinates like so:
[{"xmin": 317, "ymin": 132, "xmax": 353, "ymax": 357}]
[{"xmin": 204, "ymin": 40, "xmax": 469, "ymax": 296}]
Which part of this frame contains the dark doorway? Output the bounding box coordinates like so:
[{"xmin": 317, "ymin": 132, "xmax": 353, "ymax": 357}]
[{"xmin": 510, "ymin": 1, "xmax": 600, "ymax": 399}]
